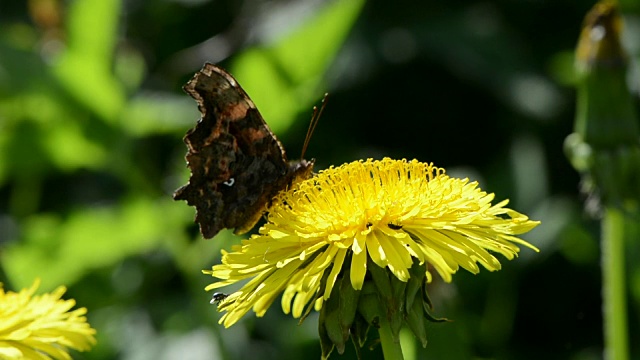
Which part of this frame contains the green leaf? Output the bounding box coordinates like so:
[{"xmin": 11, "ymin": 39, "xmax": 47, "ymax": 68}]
[
  {"xmin": 119, "ymin": 93, "xmax": 199, "ymax": 136},
  {"xmin": 230, "ymin": 0, "xmax": 365, "ymax": 134},
  {"xmin": 2, "ymin": 197, "xmax": 189, "ymax": 291},
  {"xmin": 53, "ymin": 0, "xmax": 125, "ymax": 121}
]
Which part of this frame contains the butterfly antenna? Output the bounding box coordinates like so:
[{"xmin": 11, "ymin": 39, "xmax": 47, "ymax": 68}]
[{"xmin": 301, "ymin": 93, "xmax": 328, "ymax": 160}]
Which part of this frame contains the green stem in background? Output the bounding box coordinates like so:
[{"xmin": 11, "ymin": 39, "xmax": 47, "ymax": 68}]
[
  {"xmin": 602, "ymin": 208, "xmax": 629, "ymax": 360},
  {"xmin": 566, "ymin": 2, "xmax": 640, "ymax": 359},
  {"xmin": 378, "ymin": 319, "xmax": 405, "ymax": 360}
]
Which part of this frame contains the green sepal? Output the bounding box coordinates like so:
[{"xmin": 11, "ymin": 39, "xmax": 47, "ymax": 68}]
[
  {"xmin": 367, "ymin": 258, "xmax": 403, "ymax": 339},
  {"xmin": 405, "ymin": 291, "xmax": 428, "ymax": 347},
  {"xmin": 350, "ymin": 313, "xmax": 370, "ymax": 360},
  {"xmin": 323, "ymin": 288, "xmax": 347, "ymax": 354},
  {"xmin": 387, "ymin": 276, "xmax": 406, "ymax": 339},
  {"xmin": 350, "ymin": 312, "xmax": 370, "ymax": 348},
  {"xmin": 564, "ymin": 133, "xmax": 593, "ymax": 173},
  {"xmin": 367, "ymin": 258, "xmax": 392, "ymax": 299},
  {"xmin": 405, "ymin": 260, "xmax": 426, "ymax": 311},
  {"xmin": 318, "ymin": 299, "xmax": 335, "ymax": 360},
  {"xmin": 390, "ymin": 271, "xmax": 407, "ymax": 311},
  {"xmin": 356, "ymin": 281, "xmax": 383, "ymax": 328},
  {"xmin": 422, "ymin": 282, "xmax": 448, "ymax": 323},
  {"xmin": 338, "ymin": 266, "xmax": 360, "ymax": 340}
]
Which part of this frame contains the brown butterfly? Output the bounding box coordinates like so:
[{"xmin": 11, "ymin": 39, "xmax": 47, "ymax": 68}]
[{"xmin": 174, "ymin": 63, "xmax": 316, "ymax": 239}]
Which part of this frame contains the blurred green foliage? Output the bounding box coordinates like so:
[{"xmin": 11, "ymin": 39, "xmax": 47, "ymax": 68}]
[{"xmin": 1, "ymin": 0, "xmax": 639, "ymax": 359}]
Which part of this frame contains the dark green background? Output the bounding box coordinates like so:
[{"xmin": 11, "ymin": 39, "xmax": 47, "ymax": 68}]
[{"xmin": 1, "ymin": 0, "xmax": 638, "ymax": 359}]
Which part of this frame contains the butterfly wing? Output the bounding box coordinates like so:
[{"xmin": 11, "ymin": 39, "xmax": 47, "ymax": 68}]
[{"xmin": 174, "ymin": 63, "xmax": 292, "ymax": 238}]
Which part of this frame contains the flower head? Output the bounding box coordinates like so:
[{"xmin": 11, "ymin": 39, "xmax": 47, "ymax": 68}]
[
  {"xmin": 0, "ymin": 279, "xmax": 97, "ymax": 360},
  {"xmin": 205, "ymin": 158, "xmax": 540, "ymax": 331}
]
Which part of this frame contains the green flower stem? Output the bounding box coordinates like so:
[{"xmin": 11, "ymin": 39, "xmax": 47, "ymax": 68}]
[
  {"xmin": 569, "ymin": 3, "xmax": 637, "ymax": 357},
  {"xmin": 378, "ymin": 318, "xmax": 405, "ymax": 360},
  {"xmin": 602, "ymin": 207, "xmax": 629, "ymax": 360}
]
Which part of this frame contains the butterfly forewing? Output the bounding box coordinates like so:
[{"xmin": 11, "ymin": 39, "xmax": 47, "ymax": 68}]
[{"xmin": 174, "ymin": 63, "xmax": 314, "ymax": 239}]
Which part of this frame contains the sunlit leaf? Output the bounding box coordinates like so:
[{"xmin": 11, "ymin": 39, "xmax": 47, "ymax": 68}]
[
  {"xmin": 2, "ymin": 197, "xmax": 190, "ymax": 290},
  {"xmin": 52, "ymin": 0, "xmax": 125, "ymax": 121},
  {"xmin": 230, "ymin": 0, "xmax": 365, "ymax": 134},
  {"xmin": 119, "ymin": 93, "xmax": 199, "ymax": 136}
]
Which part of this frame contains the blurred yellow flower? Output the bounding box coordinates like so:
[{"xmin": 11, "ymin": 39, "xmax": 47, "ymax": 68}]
[
  {"xmin": 0, "ymin": 279, "xmax": 96, "ymax": 360},
  {"xmin": 204, "ymin": 158, "xmax": 540, "ymax": 328}
]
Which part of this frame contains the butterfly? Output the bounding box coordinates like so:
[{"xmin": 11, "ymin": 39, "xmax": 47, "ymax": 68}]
[{"xmin": 174, "ymin": 63, "xmax": 317, "ymax": 239}]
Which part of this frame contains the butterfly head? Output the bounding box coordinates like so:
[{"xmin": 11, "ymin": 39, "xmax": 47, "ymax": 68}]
[{"xmin": 289, "ymin": 159, "xmax": 315, "ymax": 186}]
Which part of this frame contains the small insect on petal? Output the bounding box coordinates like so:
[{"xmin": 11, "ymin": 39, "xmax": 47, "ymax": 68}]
[{"xmin": 210, "ymin": 292, "xmax": 229, "ymax": 304}]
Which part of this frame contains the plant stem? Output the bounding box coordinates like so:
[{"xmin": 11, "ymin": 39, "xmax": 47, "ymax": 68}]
[
  {"xmin": 378, "ymin": 319, "xmax": 404, "ymax": 360},
  {"xmin": 602, "ymin": 207, "xmax": 629, "ymax": 360}
]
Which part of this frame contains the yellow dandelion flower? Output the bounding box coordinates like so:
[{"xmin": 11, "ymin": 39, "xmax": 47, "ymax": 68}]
[
  {"xmin": 0, "ymin": 279, "xmax": 97, "ymax": 360},
  {"xmin": 205, "ymin": 158, "xmax": 540, "ymax": 332}
]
